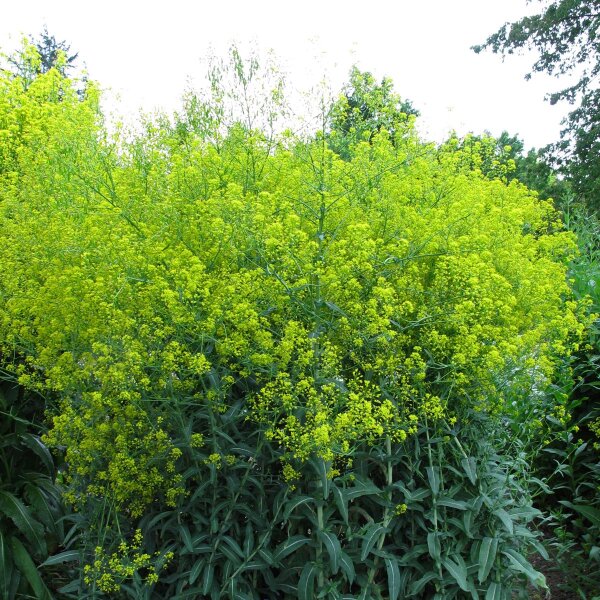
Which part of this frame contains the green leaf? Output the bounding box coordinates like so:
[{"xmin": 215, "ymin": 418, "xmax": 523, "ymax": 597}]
[
  {"xmin": 0, "ymin": 531, "xmax": 13, "ymax": 599},
  {"xmin": 437, "ymin": 497, "xmax": 468, "ymax": 510},
  {"xmin": 318, "ymin": 530, "xmax": 341, "ymax": 574},
  {"xmin": 220, "ymin": 542, "xmax": 243, "ymax": 566},
  {"xmin": 384, "ymin": 556, "xmax": 401, "ymax": 600},
  {"xmin": 189, "ymin": 558, "xmax": 204, "ymax": 585},
  {"xmin": 310, "ymin": 458, "xmax": 330, "ymax": 500},
  {"xmin": 344, "ymin": 476, "xmax": 381, "ymax": 500},
  {"xmin": 40, "ymin": 550, "xmax": 79, "ymax": 567},
  {"xmin": 559, "ymin": 501, "xmax": 600, "ymax": 527},
  {"xmin": 427, "ymin": 532, "xmax": 441, "ymax": 561},
  {"xmin": 441, "ymin": 556, "xmax": 469, "ymax": 592},
  {"xmin": 502, "ymin": 549, "xmax": 547, "ymax": 589},
  {"xmin": 493, "ymin": 508, "xmax": 513, "ymax": 535},
  {"xmin": 332, "ymin": 485, "xmax": 348, "ymax": 525},
  {"xmin": 485, "ymin": 581, "xmax": 504, "ymax": 600},
  {"xmin": 409, "ymin": 571, "xmax": 437, "ymax": 596},
  {"xmin": 179, "ymin": 525, "xmax": 194, "ymax": 553},
  {"xmin": 20, "ymin": 434, "xmax": 54, "ymax": 474},
  {"xmin": 284, "ymin": 496, "xmax": 315, "ymax": 521},
  {"xmin": 0, "ymin": 491, "xmax": 46, "ymax": 557},
  {"xmin": 461, "ymin": 457, "xmax": 477, "ymax": 485},
  {"xmin": 221, "ymin": 535, "xmax": 245, "ymax": 560},
  {"xmin": 258, "ymin": 548, "xmax": 274, "ymax": 565},
  {"xmin": 201, "ymin": 561, "xmax": 214, "ymax": 596},
  {"xmin": 426, "ymin": 466, "xmax": 441, "ymax": 495},
  {"xmin": 10, "ymin": 536, "xmax": 52, "ymax": 600},
  {"xmin": 361, "ymin": 524, "xmax": 386, "ymax": 561},
  {"xmin": 272, "ymin": 536, "xmax": 311, "ymax": 563},
  {"xmin": 298, "ymin": 562, "xmax": 318, "ymax": 600},
  {"xmin": 23, "ymin": 484, "xmax": 58, "ymax": 536},
  {"xmin": 508, "ymin": 506, "xmax": 542, "ymax": 522},
  {"xmin": 529, "ymin": 538, "xmax": 549, "ymax": 561},
  {"xmin": 243, "ymin": 523, "xmax": 254, "ymax": 557},
  {"xmin": 478, "ymin": 537, "xmax": 498, "ymax": 583},
  {"xmin": 339, "ymin": 551, "xmax": 355, "ymax": 585}
]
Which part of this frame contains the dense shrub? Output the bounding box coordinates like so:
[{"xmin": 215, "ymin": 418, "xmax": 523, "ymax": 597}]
[{"xmin": 0, "ymin": 47, "xmax": 590, "ymax": 598}]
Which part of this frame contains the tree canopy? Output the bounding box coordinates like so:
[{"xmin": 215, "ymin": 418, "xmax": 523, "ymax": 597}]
[
  {"xmin": 474, "ymin": 0, "xmax": 600, "ymax": 210},
  {"xmin": 3, "ymin": 27, "xmax": 79, "ymax": 86},
  {"xmin": 328, "ymin": 67, "xmax": 419, "ymax": 159}
]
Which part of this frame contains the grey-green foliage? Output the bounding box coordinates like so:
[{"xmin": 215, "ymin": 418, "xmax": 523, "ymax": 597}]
[{"xmin": 60, "ymin": 408, "xmax": 547, "ymax": 599}]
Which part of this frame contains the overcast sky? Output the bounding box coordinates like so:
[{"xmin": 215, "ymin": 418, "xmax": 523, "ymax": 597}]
[{"xmin": 0, "ymin": 0, "xmax": 571, "ymax": 149}]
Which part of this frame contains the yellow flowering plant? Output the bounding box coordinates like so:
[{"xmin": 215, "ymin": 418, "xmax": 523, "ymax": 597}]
[{"xmin": 0, "ymin": 45, "xmax": 592, "ymax": 598}]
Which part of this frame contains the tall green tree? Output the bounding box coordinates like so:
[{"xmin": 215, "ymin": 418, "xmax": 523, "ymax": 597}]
[
  {"xmin": 328, "ymin": 66, "xmax": 419, "ymax": 159},
  {"xmin": 474, "ymin": 0, "xmax": 600, "ymax": 210},
  {"xmin": 4, "ymin": 27, "xmax": 79, "ymax": 87}
]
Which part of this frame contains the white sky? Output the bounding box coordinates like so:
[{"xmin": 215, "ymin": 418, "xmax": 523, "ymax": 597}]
[{"xmin": 0, "ymin": 0, "xmax": 571, "ymax": 149}]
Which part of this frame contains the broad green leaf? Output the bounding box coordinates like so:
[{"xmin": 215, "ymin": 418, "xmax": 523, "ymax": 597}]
[
  {"xmin": 409, "ymin": 571, "xmax": 438, "ymax": 596},
  {"xmin": 0, "ymin": 491, "xmax": 46, "ymax": 557},
  {"xmin": 178, "ymin": 525, "xmax": 194, "ymax": 553},
  {"xmin": 310, "ymin": 458, "xmax": 330, "ymax": 500},
  {"xmin": 20, "ymin": 434, "xmax": 54, "ymax": 474},
  {"xmin": 23, "ymin": 484, "xmax": 58, "ymax": 536},
  {"xmin": 361, "ymin": 524, "xmax": 386, "ymax": 561},
  {"xmin": 427, "ymin": 532, "xmax": 441, "ymax": 561},
  {"xmin": 220, "ymin": 542, "xmax": 243, "ymax": 566},
  {"xmin": 332, "ymin": 485, "xmax": 348, "ymax": 525},
  {"xmin": 463, "ymin": 510, "xmax": 474, "ymax": 537},
  {"xmin": 284, "ymin": 496, "xmax": 315, "ymax": 521},
  {"xmin": 384, "ymin": 556, "xmax": 401, "ymax": 600},
  {"xmin": 189, "ymin": 558, "xmax": 204, "ymax": 585},
  {"xmin": 478, "ymin": 537, "xmax": 498, "ymax": 583},
  {"xmin": 508, "ymin": 506, "xmax": 542, "ymax": 521},
  {"xmin": 493, "ymin": 508, "xmax": 513, "ymax": 535},
  {"xmin": 339, "ymin": 551, "xmax": 355, "ymax": 585},
  {"xmin": 243, "ymin": 523, "xmax": 254, "ymax": 557},
  {"xmin": 426, "ymin": 466, "xmax": 441, "ymax": 496},
  {"xmin": 461, "ymin": 457, "xmax": 477, "ymax": 485},
  {"xmin": 10, "ymin": 536, "xmax": 52, "ymax": 600},
  {"xmin": 437, "ymin": 497, "xmax": 468, "ymax": 510},
  {"xmin": 258, "ymin": 548, "xmax": 274, "ymax": 565},
  {"xmin": 441, "ymin": 556, "xmax": 469, "ymax": 591},
  {"xmin": 0, "ymin": 531, "xmax": 13, "ymax": 599},
  {"xmin": 529, "ymin": 538, "xmax": 549, "ymax": 561},
  {"xmin": 40, "ymin": 550, "xmax": 79, "ymax": 567},
  {"xmin": 485, "ymin": 581, "xmax": 504, "ymax": 600},
  {"xmin": 272, "ymin": 535, "xmax": 311, "ymax": 563},
  {"xmin": 201, "ymin": 561, "xmax": 214, "ymax": 596},
  {"xmin": 344, "ymin": 476, "xmax": 381, "ymax": 500},
  {"xmin": 298, "ymin": 562, "xmax": 318, "ymax": 600},
  {"xmin": 502, "ymin": 549, "xmax": 547, "ymax": 588},
  {"xmin": 172, "ymin": 588, "xmax": 207, "ymax": 599},
  {"xmin": 318, "ymin": 530, "xmax": 341, "ymax": 574},
  {"xmin": 559, "ymin": 501, "xmax": 600, "ymax": 527},
  {"xmin": 221, "ymin": 535, "xmax": 245, "ymax": 559}
]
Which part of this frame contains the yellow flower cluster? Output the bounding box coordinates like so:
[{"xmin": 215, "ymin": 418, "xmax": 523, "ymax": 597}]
[
  {"xmin": 83, "ymin": 529, "xmax": 173, "ymax": 593},
  {"xmin": 589, "ymin": 418, "xmax": 600, "ymax": 451},
  {"xmin": 0, "ymin": 53, "xmax": 589, "ymax": 509},
  {"xmin": 43, "ymin": 393, "xmax": 183, "ymax": 515}
]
